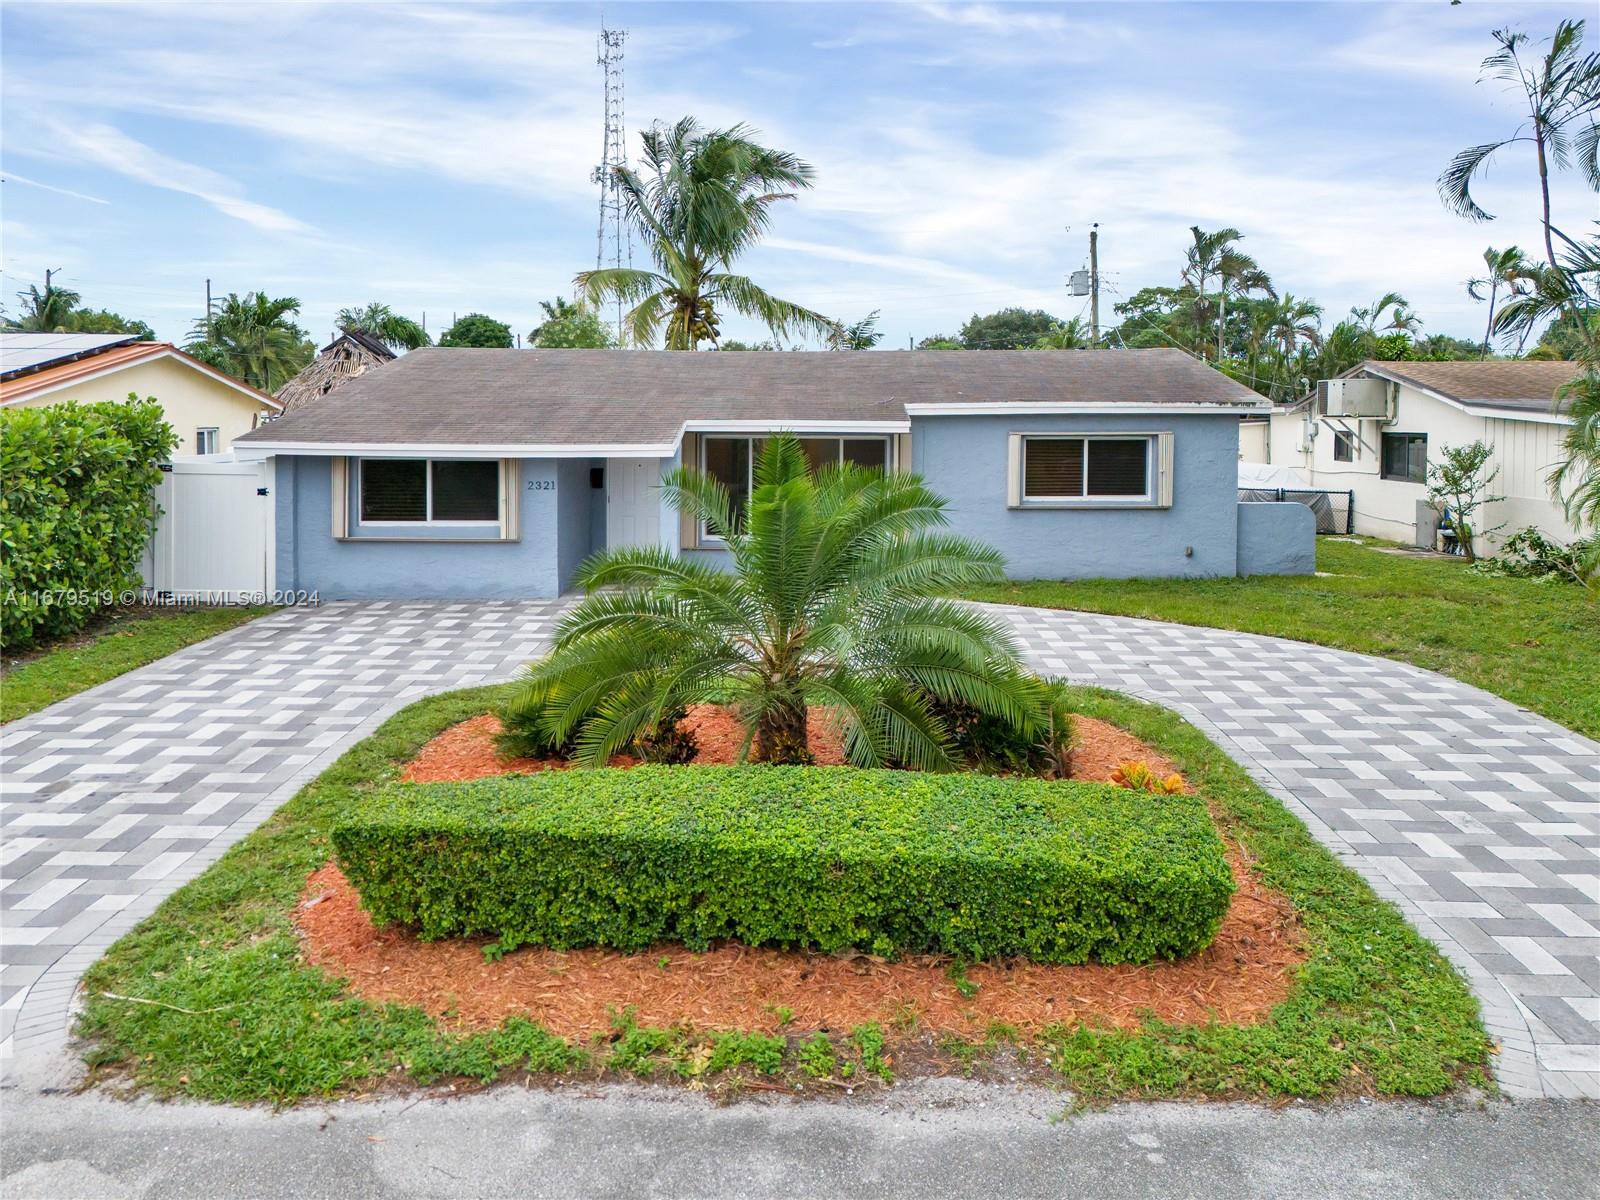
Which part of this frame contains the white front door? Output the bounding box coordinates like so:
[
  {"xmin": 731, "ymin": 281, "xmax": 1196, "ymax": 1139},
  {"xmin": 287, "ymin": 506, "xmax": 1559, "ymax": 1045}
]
[{"xmin": 606, "ymin": 458, "xmax": 661, "ymax": 550}]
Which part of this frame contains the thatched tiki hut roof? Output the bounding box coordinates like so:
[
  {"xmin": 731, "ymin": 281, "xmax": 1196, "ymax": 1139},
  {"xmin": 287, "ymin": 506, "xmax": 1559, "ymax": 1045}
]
[{"xmin": 274, "ymin": 328, "xmax": 396, "ymax": 410}]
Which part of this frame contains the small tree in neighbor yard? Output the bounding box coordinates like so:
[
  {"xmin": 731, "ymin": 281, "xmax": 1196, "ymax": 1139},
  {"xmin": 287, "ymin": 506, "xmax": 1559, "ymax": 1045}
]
[
  {"xmin": 1427, "ymin": 441, "xmax": 1502, "ymax": 561},
  {"xmin": 439, "ymin": 313, "xmax": 514, "ymax": 348},
  {"xmin": 506, "ymin": 435, "xmax": 1054, "ymax": 768}
]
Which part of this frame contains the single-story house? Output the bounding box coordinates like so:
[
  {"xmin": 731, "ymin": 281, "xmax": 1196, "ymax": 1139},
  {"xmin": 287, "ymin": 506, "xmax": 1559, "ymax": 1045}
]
[
  {"xmin": 231, "ymin": 347, "xmax": 1313, "ymax": 600},
  {"xmin": 0, "ymin": 332, "xmax": 281, "ymax": 454},
  {"xmin": 274, "ymin": 328, "xmax": 396, "ymax": 411},
  {"xmin": 1241, "ymin": 359, "xmax": 1580, "ymax": 552}
]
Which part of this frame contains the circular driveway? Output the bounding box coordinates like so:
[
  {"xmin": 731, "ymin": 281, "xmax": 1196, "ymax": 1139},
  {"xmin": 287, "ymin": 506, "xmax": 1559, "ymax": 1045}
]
[{"xmin": 1, "ymin": 600, "xmax": 1595, "ymax": 1097}]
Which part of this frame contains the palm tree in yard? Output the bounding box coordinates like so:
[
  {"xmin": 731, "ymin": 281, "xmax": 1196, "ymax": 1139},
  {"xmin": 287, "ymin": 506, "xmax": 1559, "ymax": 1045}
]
[
  {"xmin": 1438, "ymin": 19, "xmax": 1600, "ymax": 270},
  {"xmin": 186, "ymin": 292, "xmax": 313, "ymax": 392},
  {"xmin": 336, "ymin": 302, "xmax": 430, "ymax": 351},
  {"xmin": 509, "ymin": 435, "xmax": 1053, "ymax": 768},
  {"xmin": 1181, "ymin": 226, "xmax": 1272, "ymax": 359},
  {"xmin": 5, "ymin": 278, "xmax": 81, "ymax": 331},
  {"xmin": 1351, "ymin": 291, "xmax": 1422, "ymax": 335},
  {"xmin": 575, "ymin": 118, "xmax": 835, "ymax": 349},
  {"xmin": 1466, "ymin": 246, "xmax": 1533, "ymax": 357}
]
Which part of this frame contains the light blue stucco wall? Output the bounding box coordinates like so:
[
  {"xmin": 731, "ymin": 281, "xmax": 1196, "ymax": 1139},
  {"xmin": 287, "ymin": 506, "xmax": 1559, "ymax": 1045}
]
[
  {"xmin": 557, "ymin": 458, "xmax": 598, "ymax": 591},
  {"xmin": 274, "ymin": 456, "xmax": 569, "ymax": 599},
  {"xmin": 910, "ymin": 412, "xmax": 1240, "ymax": 580},
  {"xmin": 1236, "ymin": 501, "xmax": 1316, "ymax": 576}
]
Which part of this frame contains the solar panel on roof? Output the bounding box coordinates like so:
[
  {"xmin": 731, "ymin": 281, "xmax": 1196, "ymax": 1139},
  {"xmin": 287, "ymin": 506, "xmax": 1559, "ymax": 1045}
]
[{"xmin": 0, "ymin": 332, "xmax": 141, "ymax": 377}]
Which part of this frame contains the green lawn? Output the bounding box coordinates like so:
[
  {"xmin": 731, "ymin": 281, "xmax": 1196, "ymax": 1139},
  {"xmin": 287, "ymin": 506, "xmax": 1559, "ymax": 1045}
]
[
  {"xmin": 76, "ymin": 684, "xmax": 1488, "ymax": 1105},
  {"xmin": 1, "ymin": 606, "xmax": 270, "ymax": 723},
  {"xmin": 960, "ymin": 538, "xmax": 1600, "ymax": 740}
]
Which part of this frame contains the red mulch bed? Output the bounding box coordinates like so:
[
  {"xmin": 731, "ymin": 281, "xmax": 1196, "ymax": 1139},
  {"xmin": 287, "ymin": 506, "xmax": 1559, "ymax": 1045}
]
[{"xmin": 297, "ymin": 710, "xmax": 1302, "ymax": 1040}]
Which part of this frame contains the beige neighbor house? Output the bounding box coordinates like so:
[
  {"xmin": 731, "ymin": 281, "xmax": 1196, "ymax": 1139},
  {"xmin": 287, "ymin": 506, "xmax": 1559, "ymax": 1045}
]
[
  {"xmin": 0, "ymin": 332, "xmax": 280, "ymax": 454},
  {"xmin": 1241, "ymin": 359, "xmax": 1581, "ymax": 554}
]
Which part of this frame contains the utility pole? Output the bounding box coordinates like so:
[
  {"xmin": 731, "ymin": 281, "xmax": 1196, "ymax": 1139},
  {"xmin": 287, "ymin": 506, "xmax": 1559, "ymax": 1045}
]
[
  {"xmin": 205, "ymin": 278, "xmax": 213, "ymax": 342},
  {"xmin": 1088, "ymin": 224, "xmax": 1100, "ymax": 348}
]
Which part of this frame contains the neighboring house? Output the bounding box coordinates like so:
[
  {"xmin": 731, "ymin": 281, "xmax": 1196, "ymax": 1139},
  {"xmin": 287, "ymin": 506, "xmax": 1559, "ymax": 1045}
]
[
  {"xmin": 232, "ymin": 347, "xmax": 1312, "ymax": 600},
  {"xmin": 274, "ymin": 328, "xmax": 396, "ymax": 411},
  {"xmin": 0, "ymin": 332, "xmax": 280, "ymax": 454},
  {"xmin": 1244, "ymin": 359, "xmax": 1580, "ymax": 551}
]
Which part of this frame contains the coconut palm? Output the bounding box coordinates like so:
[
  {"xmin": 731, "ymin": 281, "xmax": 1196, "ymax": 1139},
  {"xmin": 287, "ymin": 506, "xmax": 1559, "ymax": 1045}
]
[
  {"xmin": 575, "ymin": 118, "xmax": 835, "ymax": 349},
  {"xmin": 5, "ymin": 279, "xmax": 81, "ymax": 332},
  {"xmin": 828, "ymin": 310, "xmax": 884, "ymax": 350},
  {"xmin": 1466, "ymin": 247, "xmax": 1534, "ymax": 357},
  {"xmin": 1030, "ymin": 317, "xmax": 1092, "ymax": 350},
  {"xmin": 1438, "ymin": 19, "xmax": 1600, "ymax": 270},
  {"xmin": 186, "ymin": 292, "xmax": 313, "ymax": 392},
  {"xmin": 1180, "ymin": 226, "xmax": 1272, "ymax": 359},
  {"xmin": 508, "ymin": 435, "xmax": 1051, "ymax": 768},
  {"xmin": 335, "ymin": 302, "xmax": 430, "ymax": 351}
]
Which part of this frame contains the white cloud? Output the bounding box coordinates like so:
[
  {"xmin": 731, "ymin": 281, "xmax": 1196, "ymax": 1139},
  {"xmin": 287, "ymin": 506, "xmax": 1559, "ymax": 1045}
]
[
  {"xmin": 39, "ymin": 122, "xmax": 315, "ymax": 236},
  {"xmin": 1, "ymin": 172, "xmax": 109, "ymax": 205}
]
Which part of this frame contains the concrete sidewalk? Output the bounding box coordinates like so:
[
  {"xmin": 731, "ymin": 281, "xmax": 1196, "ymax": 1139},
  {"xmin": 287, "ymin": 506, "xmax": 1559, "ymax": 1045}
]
[{"xmin": 1, "ymin": 1080, "xmax": 1594, "ymax": 1200}]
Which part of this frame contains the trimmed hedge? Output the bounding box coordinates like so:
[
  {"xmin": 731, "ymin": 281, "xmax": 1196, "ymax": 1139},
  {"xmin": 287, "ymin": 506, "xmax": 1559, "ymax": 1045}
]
[
  {"xmin": 1, "ymin": 396, "xmax": 175, "ymax": 647},
  {"xmin": 332, "ymin": 766, "xmax": 1234, "ymax": 964}
]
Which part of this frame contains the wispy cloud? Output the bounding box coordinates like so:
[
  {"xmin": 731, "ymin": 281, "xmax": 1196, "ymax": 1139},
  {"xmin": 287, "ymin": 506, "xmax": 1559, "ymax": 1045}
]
[{"xmin": 41, "ymin": 122, "xmax": 315, "ymax": 236}]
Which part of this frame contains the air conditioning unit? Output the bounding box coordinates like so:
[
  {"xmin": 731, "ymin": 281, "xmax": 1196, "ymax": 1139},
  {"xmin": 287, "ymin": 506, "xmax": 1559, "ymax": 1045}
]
[{"xmin": 1318, "ymin": 378, "xmax": 1388, "ymax": 418}]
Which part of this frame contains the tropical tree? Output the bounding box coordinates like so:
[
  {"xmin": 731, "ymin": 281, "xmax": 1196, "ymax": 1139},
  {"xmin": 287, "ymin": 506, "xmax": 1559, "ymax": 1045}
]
[
  {"xmin": 507, "ymin": 435, "xmax": 1052, "ymax": 768},
  {"xmin": 1466, "ymin": 246, "xmax": 1534, "ymax": 356},
  {"xmin": 336, "ymin": 302, "xmax": 430, "ymax": 351},
  {"xmin": 59, "ymin": 308, "xmax": 155, "ymax": 340},
  {"xmin": 828, "ymin": 310, "xmax": 883, "ymax": 350},
  {"xmin": 1181, "ymin": 226, "xmax": 1273, "ymax": 360},
  {"xmin": 1426, "ymin": 441, "xmax": 1502, "ymax": 561},
  {"xmin": 715, "ymin": 338, "xmax": 780, "ymax": 351},
  {"xmin": 1030, "ymin": 317, "xmax": 1091, "ymax": 350},
  {"xmin": 575, "ymin": 118, "xmax": 834, "ymax": 349},
  {"xmin": 958, "ymin": 308, "xmax": 1062, "ymax": 349},
  {"xmin": 5, "ymin": 279, "xmax": 80, "ymax": 331},
  {"xmin": 529, "ymin": 298, "xmax": 616, "ymax": 348},
  {"xmin": 1350, "ymin": 292, "xmax": 1422, "ymax": 335},
  {"xmin": 438, "ymin": 313, "xmax": 514, "ymax": 348},
  {"xmin": 1438, "ymin": 19, "xmax": 1600, "ymax": 269},
  {"xmin": 185, "ymin": 292, "xmax": 314, "ymax": 392}
]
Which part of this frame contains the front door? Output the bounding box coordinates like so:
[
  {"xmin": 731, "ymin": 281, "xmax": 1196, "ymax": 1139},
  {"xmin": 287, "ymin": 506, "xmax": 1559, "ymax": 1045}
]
[{"xmin": 606, "ymin": 458, "xmax": 662, "ymax": 550}]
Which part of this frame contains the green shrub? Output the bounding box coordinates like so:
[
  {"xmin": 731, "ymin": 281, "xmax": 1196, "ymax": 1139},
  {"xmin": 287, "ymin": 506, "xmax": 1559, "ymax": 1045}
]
[
  {"xmin": 632, "ymin": 706, "xmax": 699, "ymax": 765},
  {"xmin": 923, "ymin": 676, "xmax": 1075, "ymax": 778},
  {"xmin": 332, "ymin": 765, "xmax": 1234, "ymax": 964},
  {"xmin": 0, "ymin": 396, "xmax": 175, "ymax": 647}
]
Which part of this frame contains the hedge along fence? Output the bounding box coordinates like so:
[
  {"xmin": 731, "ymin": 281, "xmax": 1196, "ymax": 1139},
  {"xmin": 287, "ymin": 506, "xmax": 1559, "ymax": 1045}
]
[
  {"xmin": 332, "ymin": 766, "xmax": 1235, "ymax": 964},
  {"xmin": 0, "ymin": 396, "xmax": 175, "ymax": 648}
]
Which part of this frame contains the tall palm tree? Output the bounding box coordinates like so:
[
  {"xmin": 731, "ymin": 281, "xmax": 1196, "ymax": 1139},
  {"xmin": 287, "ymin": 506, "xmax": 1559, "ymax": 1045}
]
[
  {"xmin": 1466, "ymin": 246, "xmax": 1533, "ymax": 357},
  {"xmin": 508, "ymin": 435, "xmax": 1052, "ymax": 768},
  {"xmin": 1180, "ymin": 226, "xmax": 1271, "ymax": 359},
  {"xmin": 187, "ymin": 292, "xmax": 313, "ymax": 392},
  {"xmin": 1269, "ymin": 294, "xmax": 1324, "ymax": 358},
  {"xmin": 1350, "ymin": 292, "xmax": 1422, "ymax": 335},
  {"xmin": 5, "ymin": 279, "xmax": 81, "ymax": 331},
  {"xmin": 335, "ymin": 302, "xmax": 430, "ymax": 351},
  {"xmin": 827, "ymin": 310, "xmax": 884, "ymax": 350},
  {"xmin": 575, "ymin": 118, "xmax": 835, "ymax": 349},
  {"xmin": 1438, "ymin": 19, "xmax": 1600, "ymax": 270}
]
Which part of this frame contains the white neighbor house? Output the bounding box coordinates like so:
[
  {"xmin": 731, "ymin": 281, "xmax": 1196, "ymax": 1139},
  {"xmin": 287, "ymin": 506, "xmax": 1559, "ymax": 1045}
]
[{"xmin": 1240, "ymin": 359, "xmax": 1581, "ymax": 553}]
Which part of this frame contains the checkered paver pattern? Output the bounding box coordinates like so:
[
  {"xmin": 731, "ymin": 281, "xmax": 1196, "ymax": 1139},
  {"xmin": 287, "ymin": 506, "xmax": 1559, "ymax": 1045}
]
[
  {"xmin": 1, "ymin": 601, "xmax": 1595, "ymax": 1099},
  {"xmin": 1, "ymin": 601, "xmax": 565, "ymax": 1063},
  {"xmin": 996, "ymin": 604, "xmax": 1600, "ymax": 1099}
]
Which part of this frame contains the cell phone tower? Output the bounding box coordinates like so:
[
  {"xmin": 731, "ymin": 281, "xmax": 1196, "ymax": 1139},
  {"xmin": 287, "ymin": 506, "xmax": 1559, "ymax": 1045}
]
[{"xmin": 591, "ymin": 21, "xmax": 632, "ymax": 343}]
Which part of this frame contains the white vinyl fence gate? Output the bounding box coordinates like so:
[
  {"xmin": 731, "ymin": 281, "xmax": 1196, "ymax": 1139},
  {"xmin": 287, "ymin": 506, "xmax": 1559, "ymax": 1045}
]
[{"xmin": 141, "ymin": 457, "xmax": 272, "ymax": 601}]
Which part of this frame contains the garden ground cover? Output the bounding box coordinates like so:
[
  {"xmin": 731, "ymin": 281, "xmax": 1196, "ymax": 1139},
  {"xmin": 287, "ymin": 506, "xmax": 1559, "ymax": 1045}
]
[{"xmin": 75, "ymin": 683, "xmax": 1490, "ymax": 1105}]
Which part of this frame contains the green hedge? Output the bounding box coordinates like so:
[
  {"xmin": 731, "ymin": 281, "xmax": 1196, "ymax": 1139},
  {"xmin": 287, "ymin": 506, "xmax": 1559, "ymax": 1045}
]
[
  {"xmin": 1, "ymin": 396, "xmax": 175, "ymax": 647},
  {"xmin": 332, "ymin": 766, "xmax": 1234, "ymax": 964}
]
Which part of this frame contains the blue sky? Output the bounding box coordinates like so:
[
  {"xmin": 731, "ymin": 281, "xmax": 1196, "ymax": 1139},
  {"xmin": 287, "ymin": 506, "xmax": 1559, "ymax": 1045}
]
[{"xmin": 1, "ymin": 0, "xmax": 1593, "ymax": 349}]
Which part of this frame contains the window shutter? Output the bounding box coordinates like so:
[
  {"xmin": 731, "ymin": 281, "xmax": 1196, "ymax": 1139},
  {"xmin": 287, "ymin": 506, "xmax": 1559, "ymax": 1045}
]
[
  {"xmin": 1156, "ymin": 433, "xmax": 1175, "ymax": 507},
  {"xmin": 1006, "ymin": 434, "xmax": 1023, "ymax": 507},
  {"xmin": 330, "ymin": 457, "xmax": 348, "ymax": 538},
  {"xmin": 501, "ymin": 459, "xmax": 520, "ymax": 539},
  {"xmin": 678, "ymin": 433, "xmax": 699, "ymax": 550}
]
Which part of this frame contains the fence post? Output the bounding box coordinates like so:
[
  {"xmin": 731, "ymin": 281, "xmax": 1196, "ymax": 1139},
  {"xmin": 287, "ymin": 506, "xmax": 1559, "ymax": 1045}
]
[{"xmin": 1345, "ymin": 491, "xmax": 1354, "ymax": 536}]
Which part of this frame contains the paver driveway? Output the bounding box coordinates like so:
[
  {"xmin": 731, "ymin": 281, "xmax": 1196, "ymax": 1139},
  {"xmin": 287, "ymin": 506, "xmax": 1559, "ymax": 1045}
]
[{"xmin": 1, "ymin": 601, "xmax": 1596, "ymax": 1099}]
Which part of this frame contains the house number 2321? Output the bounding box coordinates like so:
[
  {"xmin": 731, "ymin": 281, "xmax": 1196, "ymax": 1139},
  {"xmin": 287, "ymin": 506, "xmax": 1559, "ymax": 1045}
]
[{"xmin": 527, "ymin": 480, "xmax": 556, "ymax": 491}]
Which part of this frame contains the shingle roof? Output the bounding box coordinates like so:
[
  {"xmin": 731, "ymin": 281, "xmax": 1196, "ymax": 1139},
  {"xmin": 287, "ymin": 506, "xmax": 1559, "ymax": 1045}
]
[
  {"xmin": 1361, "ymin": 359, "xmax": 1581, "ymax": 414},
  {"xmin": 238, "ymin": 347, "xmax": 1266, "ymax": 450}
]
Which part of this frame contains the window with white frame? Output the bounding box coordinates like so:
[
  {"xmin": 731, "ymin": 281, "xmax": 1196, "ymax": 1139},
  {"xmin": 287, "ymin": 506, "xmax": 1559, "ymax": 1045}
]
[
  {"xmin": 195, "ymin": 427, "xmax": 219, "ymax": 455},
  {"xmin": 358, "ymin": 458, "xmax": 501, "ymax": 524},
  {"xmin": 1019, "ymin": 435, "xmax": 1155, "ymax": 503},
  {"xmin": 698, "ymin": 435, "xmax": 890, "ymax": 538}
]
